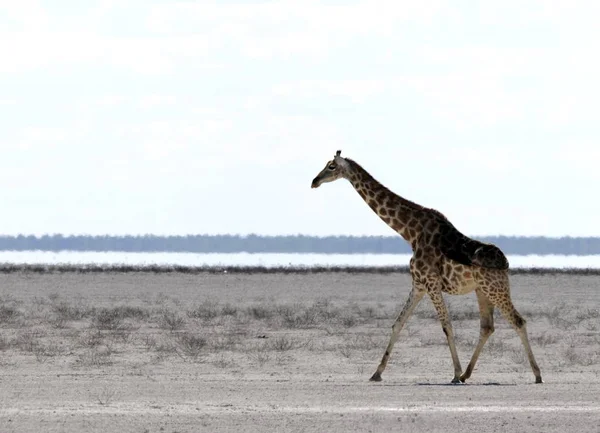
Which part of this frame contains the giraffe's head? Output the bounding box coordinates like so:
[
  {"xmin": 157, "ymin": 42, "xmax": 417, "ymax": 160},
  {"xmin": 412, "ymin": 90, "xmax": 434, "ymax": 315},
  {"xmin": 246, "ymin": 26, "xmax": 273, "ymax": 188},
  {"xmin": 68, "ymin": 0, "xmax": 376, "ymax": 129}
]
[{"xmin": 311, "ymin": 150, "xmax": 350, "ymax": 188}]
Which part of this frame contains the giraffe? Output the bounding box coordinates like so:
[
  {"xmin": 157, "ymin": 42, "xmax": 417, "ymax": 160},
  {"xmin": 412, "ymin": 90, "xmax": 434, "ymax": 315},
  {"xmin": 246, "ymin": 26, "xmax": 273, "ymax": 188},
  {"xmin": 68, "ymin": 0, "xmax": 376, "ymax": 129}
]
[{"xmin": 311, "ymin": 150, "xmax": 543, "ymax": 384}]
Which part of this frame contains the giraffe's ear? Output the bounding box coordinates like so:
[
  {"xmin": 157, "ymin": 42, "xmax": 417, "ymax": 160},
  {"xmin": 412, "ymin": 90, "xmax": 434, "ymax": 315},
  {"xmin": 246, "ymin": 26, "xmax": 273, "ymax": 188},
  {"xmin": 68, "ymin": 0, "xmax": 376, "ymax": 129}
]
[{"xmin": 336, "ymin": 150, "xmax": 342, "ymax": 157}]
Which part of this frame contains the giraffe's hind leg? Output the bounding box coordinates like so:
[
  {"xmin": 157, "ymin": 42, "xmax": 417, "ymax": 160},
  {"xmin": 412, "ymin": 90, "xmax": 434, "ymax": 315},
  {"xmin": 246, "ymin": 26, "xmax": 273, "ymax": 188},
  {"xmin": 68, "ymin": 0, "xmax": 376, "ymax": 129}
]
[
  {"xmin": 496, "ymin": 299, "xmax": 543, "ymax": 383},
  {"xmin": 460, "ymin": 290, "xmax": 495, "ymax": 383},
  {"xmin": 483, "ymin": 276, "xmax": 543, "ymax": 384}
]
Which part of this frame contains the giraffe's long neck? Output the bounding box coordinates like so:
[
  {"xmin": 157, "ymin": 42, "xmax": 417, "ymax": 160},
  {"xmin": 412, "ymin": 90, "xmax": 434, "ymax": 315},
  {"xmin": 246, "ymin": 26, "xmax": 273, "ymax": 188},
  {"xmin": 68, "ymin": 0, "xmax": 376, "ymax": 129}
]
[{"xmin": 345, "ymin": 159, "xmax": 425, "ymax": 248}]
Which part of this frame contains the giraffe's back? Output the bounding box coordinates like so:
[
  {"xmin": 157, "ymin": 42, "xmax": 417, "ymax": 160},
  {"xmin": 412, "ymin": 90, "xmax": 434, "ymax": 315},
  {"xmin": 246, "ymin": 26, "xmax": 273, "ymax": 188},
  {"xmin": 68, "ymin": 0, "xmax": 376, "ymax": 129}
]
[{"xmin": 432, "ymin": 213, "xmax": 509, "ymax": 271}]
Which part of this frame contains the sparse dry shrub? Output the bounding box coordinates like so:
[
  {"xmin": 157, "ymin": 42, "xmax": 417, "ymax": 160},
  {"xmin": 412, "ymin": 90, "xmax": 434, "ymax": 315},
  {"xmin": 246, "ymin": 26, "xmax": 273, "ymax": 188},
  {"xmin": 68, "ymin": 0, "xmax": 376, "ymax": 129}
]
[
  {"xmin": 79, "ymin": 330, "xmax": 104, "ymax": 348},
  {"xmin": 141, "ymin": 334, "xmax": 157, "ymax": 351},
  {"xmin": 187, "ymin": 301, "xmax": 220, "ymax": 321},
  {"xmin": 275, "ymin": 304, "xmax": 295, "ymax": 318},
  {"xmin": 212, "ymin": 353, "xmax": 236, "ymax": 368},
  {"xmin": 49, "ymin": 301, "xmax": 94, "ymax": 329},
  {"xmin": 346, "ymin": 334, "xmax": 381, "ymax": 351},
  {"xmin": 248, "ymin": 351, "xmax": 270, "ymax": 366},
  {"xmin": 531, "ymin": 332, "xmax": 558, "ymax": 347},
  {"xmin": 563, "ymin": 344, "xmax": 600, "ymax": 366},
  {"xmin": 485, "ymin": 338, "xmax": 506, "ymax": 357},
  {"xmin": 415, "ymin": 307, "xmax": 438, "ymax": 321},
  {"xmin": 90, "ymin": 305, "xmax": 149, "ymax": 331},
  {"xmin": 279, "ymin": 301, "xmax": 343, "ymax": 329},
  {"xmin": 554, "ymin": 318, "xmax": 577, "ymax": 331},
  {"xmin": 452, "ymin": 310, "xmax": 480, "ymax": 321},
  {"xmin": 282, "ymin": 306, "xmax": 318, "ymax": 329},
  {"xmin": 221, "ymin": 303, "xmax": 238, "ymax": 317},
  {"xmin": 0, "ymin": 334, "xmax": 9, "ymax": 351},
  {"xmin": 0, "ymin": 304, "xmax": 22, "ymax": 324},
  {"xmin": 177, "ymin": 333, "xmax": 207, "ymax": 359},
  {"xmin": 153, "ymin": 292, "xmax": 170, "ymax": 306},
  {"xmin": 247, "ymin": 304, "xmax": 273, "ymax": 320},
  {"xmin": 576, "ymin": 308, "xmax": 600, "ymax": 321},
  {"xmin": 357, "ymin": 305, "xmax": 378, "ymax": 319},
  {"xmin": 111, "ymin": 328, "xmax": 135, "ymax": 343},
  {"xmin": 542, "ymin": 304, "xmax": 578, "ymax": 330},
  {"xmin": 340, "ymin": 313, "xmax": 357, "ymax": 328},
  {"xmin": 337, "ymin": 336, "xmax": 377, "ymax": 358},
  {"xmin": 420, "ymin": 335, "xmax": 446, "ymax": 346},
  {"xmin": 52, "ymin": 301, "xmax": 93, "ymax": 321},
  {"xmin": 114, "ymin": 306, "xmax": 150, "ymax": 320},
  {"xmin": 77, "ymin": 346, "xmax": 114, "ymax": 367},
  {"xmin": 275, "ymin": 353, "xmax": 294, "ymax": 365},
  {"xmin": 208, "ymin": 334, "xmax": 240, "ymax": 351},
  {"xmin": 92, "ymin": 308, "xmax": 125, "ymax": 331},
  {"xmin": 157, "ymin": 309, "xmax": 186, "ymax": 331},
  {"xmin": 95, "ymin": 386, "xmax": 118, "ymax": 406},
  {"xmin": 403, "ymin": 324, "xmax": 421, "ymax": 339},
  {"xmin": 33, "ymin": 342, "xmax": 64, "ymax": 363},
  {"xmin": 312, "ymin": 298, "xmax": 341, "ymax": 321},
  {"xmin": 270, "ymin": 335, "xmax": 297, "ymax": 352},
  {"xmin": 153, "ymin": 339, "xmax": 176, "ymax": 354},
  {"xmin": 14, "ymin": 330, "xmax": 46, "ymax": 352},
  {"xmin": 49, "ymin": 316, "xmax": 68, "ymax": 329},
  {"xmin": 453, "ymin": 332, "xmax": 476, "ymax": 346},
  {"xmin": 508, "ymin": 347, "xmax": 528, "ymax": 365},
  {"xmin": 575, "ymin": 308, "xmax": 600, "ymax": 332},
  {"xmin": 339, "ymin": 345, "xmax": 353, "ymax": 358},
  {"xmin": 29, "ymin": 296, "xmax": 51, "ymax": 317},
  {"xmin": 347, "ymin": 302, "xmax": 386, "ymax": 321}
]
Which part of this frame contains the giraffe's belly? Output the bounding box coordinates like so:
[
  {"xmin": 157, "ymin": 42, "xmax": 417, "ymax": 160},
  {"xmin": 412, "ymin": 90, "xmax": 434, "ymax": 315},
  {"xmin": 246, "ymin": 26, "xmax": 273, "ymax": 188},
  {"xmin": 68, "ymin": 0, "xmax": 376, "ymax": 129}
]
[{"xmin": 441, "ymin": 259, "xmax": 478, "ymax": 295}]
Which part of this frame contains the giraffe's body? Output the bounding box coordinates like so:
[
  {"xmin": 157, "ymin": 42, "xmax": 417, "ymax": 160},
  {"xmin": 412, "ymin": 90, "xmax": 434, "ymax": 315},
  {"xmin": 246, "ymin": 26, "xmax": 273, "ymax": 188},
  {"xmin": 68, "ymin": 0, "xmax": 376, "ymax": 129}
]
[{"xmin": 311, "ymin": 150, "xmax": 542, "ymax": 384}]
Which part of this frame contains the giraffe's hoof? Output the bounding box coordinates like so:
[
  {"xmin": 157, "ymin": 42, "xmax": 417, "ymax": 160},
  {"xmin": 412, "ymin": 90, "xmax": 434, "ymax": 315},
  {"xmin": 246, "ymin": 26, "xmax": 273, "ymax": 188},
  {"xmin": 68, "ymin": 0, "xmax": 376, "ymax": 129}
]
[
  {"xmin": 459, "ymin": 375, "xmax": 468, "ymax": 383},
  {"xmin": 535, "ymin": 376, "xmax": 543, "ymax": 384},
  {"xmin": 369, "ymin": 373, "xmax": 382, "ymax": 382},
  {"xmin": 450, "ymin": 377, "xmax": 462, "ymax": 384}
]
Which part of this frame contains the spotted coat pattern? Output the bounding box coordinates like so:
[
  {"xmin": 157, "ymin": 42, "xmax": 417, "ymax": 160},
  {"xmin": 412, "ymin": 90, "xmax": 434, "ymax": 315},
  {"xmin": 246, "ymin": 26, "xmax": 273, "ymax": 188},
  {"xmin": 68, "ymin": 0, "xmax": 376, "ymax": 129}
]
[{"xmin": 311, "ymin": 150, "xmax": 543, "ymax": 384}]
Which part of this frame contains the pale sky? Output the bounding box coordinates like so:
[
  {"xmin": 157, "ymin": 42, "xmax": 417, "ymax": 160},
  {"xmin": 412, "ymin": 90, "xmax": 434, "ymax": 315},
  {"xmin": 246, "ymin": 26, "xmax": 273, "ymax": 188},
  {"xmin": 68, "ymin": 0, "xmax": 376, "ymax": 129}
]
[{"xmin": 1, "ymin": 1, "xmax": 599, "ymax": 237}]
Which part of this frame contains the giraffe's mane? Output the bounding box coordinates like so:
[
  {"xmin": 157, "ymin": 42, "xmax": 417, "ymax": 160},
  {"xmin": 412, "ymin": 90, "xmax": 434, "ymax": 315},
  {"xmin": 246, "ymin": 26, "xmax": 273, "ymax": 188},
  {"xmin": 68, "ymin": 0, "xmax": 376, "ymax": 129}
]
[{"xmin": 344, "ymin": 157, "xmax": 428, "ymax": 213}]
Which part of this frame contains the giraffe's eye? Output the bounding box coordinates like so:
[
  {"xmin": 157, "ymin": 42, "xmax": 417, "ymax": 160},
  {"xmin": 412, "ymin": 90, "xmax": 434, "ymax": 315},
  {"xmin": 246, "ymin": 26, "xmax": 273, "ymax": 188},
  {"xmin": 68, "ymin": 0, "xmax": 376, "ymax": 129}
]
[{"xmin": 328, "ymin": 164, "xmax": 336, "ymax": 170}]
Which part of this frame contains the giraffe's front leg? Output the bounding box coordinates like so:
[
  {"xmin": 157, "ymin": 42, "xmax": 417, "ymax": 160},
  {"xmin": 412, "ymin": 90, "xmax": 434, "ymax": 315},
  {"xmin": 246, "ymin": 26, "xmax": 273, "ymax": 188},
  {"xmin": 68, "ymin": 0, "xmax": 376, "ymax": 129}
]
[
  {"xmin": 428, "ymin": 287, "xmax": 463, "ymax": 383},
  {"xmin": 370, "ymin": 284, "xmax": 425, "ymax": 382}
]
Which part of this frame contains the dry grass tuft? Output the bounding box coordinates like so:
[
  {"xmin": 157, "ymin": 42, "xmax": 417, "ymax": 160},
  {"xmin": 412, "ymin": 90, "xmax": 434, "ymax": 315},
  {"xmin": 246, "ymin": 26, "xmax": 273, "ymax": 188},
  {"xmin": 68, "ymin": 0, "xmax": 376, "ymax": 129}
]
[
  {"xmin": 270, "ymin": 335, "xmax": 298, "ymax": 352},
  {"xmin": 76, "ymin": 346, "xmax": 114, "ymax": 367},
  {"xmin": 176, "ymin": 333, "xmax": 207, "ymax": 360},
  {"xmin": 187, "ymin": 301, "xmax": 220, "ymax": 321},
  {"xmin": 157, "ymin": 309, "xmax": 186, "ymax": 331},
  {"xmin": 531, "ymin": 332, "xmax": 559, "ymax": 347},
  {"xmin": 563, "ymin": 344, "xmax": 600, "ymax": 366},
  {"xmin": 93, "ymin": 308, "xmax": 126, "ymax": 331},
  {"xmin": 0, "ymin": 303, "xmax": 22, "ymax": 324}
]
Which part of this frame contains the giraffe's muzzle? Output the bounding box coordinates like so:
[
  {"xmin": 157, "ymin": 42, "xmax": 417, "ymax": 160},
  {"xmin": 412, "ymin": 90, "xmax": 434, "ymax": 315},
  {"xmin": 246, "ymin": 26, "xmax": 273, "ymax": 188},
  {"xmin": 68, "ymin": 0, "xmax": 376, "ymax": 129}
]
[{"xmin": 311, "ymin": 177, "xmax": 321, "ymax": 188}]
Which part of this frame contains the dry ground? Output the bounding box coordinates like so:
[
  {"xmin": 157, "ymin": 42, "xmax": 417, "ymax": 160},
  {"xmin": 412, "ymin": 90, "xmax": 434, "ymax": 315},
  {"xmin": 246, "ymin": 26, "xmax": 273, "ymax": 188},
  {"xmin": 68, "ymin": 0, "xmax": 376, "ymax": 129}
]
[{"xmin": 1, "ymin": 270, "xmax": 600, "ymax": 432}]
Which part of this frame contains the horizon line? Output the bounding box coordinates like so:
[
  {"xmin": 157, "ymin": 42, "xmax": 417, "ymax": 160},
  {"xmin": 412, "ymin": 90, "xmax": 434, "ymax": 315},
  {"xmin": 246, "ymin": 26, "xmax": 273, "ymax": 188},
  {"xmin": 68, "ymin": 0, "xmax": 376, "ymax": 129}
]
[{"xmin": 0, "ymin": 233, "xmax": 599, "ymax": 239}]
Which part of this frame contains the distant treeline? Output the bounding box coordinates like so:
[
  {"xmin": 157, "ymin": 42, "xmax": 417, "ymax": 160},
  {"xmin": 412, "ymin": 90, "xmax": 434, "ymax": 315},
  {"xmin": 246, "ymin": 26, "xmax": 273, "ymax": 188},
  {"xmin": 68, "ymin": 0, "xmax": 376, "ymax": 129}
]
[
  {"xmin": 0, "ymin": 234, "xmax": 599, "ymax": 256},
  {"xmin": 1, "ymin": 263, "xmax": 599, "ymax": 276}
]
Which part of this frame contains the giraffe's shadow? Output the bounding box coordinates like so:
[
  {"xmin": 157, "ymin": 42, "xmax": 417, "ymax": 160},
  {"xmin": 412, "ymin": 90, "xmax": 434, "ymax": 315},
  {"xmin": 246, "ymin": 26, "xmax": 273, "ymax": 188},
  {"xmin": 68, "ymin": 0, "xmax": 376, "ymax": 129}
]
[{"xmin": 415, "ymin": 381, "xmax": 516, "ymax": 387}]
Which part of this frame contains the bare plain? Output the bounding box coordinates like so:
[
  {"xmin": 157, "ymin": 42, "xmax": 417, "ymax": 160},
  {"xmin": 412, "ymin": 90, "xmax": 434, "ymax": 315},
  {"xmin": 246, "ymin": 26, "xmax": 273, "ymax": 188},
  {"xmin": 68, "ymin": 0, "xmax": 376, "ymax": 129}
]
[{"xmin": 1, "ymin": 270, "xmax": 600, "ymax": 432}]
